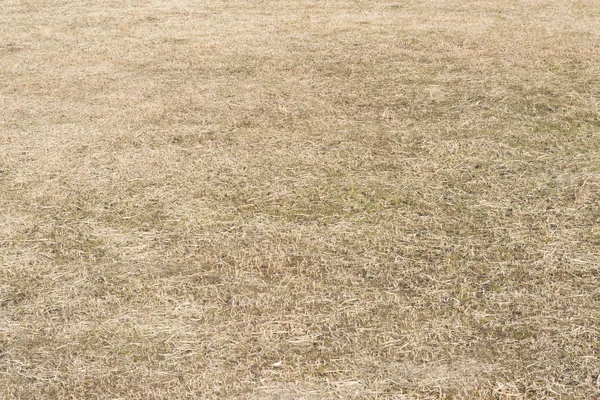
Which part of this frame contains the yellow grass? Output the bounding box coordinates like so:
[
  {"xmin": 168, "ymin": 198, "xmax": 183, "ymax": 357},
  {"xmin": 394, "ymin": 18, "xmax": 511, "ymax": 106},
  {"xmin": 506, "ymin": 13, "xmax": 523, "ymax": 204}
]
[{"xmin": 1, "ymin": 0, "xmax": 600, "ymax": 398}]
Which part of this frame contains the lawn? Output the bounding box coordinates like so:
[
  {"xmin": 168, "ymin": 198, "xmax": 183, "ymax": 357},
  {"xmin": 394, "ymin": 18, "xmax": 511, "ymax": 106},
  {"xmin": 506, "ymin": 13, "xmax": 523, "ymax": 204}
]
[{"xmin": 1, "ymin": 0, "xmax": 600, "ymax": 398}]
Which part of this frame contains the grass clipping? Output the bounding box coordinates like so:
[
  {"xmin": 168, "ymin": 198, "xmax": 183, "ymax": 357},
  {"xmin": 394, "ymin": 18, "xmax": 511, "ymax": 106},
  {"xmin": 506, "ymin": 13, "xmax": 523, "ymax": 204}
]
[{"xmin": 1, "ymin": 0, "xmax": 600, "ymax": 398}]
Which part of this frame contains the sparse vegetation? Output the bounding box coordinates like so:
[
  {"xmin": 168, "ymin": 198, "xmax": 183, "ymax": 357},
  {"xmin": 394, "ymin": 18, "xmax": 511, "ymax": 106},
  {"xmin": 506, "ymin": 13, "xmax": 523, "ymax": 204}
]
[{"xmin": 1, "ymin": 0, "xmax": 600, "ymax": 398}]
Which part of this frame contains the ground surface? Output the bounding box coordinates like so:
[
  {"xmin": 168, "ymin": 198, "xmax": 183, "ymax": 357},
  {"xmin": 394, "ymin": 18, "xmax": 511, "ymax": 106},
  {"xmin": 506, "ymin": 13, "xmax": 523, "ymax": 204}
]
[{"xmin": 1, "ymin": 0, "xmax": 600, "ymax": 398}]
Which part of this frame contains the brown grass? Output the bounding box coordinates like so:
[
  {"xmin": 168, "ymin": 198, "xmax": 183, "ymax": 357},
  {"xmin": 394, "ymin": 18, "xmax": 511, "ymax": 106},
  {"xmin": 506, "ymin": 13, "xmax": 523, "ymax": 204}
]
[{"xmin": 1, "ymin": 0, "xmax": 600, "ymax": 398}]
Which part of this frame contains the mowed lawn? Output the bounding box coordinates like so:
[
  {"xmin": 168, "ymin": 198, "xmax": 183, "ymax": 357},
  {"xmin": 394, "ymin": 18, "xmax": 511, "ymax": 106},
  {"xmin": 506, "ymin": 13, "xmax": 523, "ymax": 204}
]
[{"xmin": 1, "ymin": 0, "xmax": 600, "ymax": 398}]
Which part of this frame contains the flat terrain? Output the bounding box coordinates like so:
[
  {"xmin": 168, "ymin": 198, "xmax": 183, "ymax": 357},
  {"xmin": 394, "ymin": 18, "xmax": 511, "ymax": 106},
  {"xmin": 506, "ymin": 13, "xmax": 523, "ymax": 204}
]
[{"xmin": 1, "ymin": 0, "xmax": 600, "ymax": 398}]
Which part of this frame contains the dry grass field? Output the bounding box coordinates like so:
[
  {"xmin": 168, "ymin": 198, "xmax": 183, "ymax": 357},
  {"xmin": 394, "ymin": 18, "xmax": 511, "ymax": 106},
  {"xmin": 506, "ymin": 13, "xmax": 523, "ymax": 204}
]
[{"xmin": 1, "ymin": 0, "xmax": 600, "ymax": 398}]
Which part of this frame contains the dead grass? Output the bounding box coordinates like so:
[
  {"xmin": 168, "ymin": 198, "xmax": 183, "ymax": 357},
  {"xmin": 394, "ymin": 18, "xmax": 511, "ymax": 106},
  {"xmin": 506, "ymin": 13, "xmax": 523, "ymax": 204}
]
[{"xmin": 1, "ymin": 0, "xmax": 600, "ymax": 398}]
